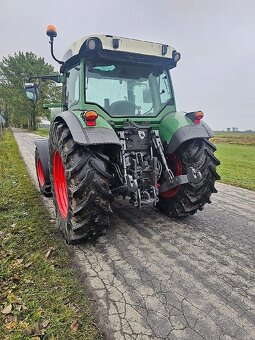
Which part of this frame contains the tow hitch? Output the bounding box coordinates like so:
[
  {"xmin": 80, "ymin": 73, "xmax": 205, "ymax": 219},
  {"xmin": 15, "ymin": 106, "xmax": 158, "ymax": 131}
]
[
  {"xmin": 159, "ymin": 167, "xmax": 202, "ymax": 192},
  {"xmin": 152, "ymin": 131, "xmax": 202, "ymax": 193}
]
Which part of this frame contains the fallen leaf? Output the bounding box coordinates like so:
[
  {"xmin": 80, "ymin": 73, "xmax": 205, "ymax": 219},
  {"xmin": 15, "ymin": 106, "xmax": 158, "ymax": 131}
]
[
  {"xmin": 24, "ymin": 278, "xmax": 34, "ymax": 284},
  {"xmin": 23, "ymin": 327, "xmax": 33, "ymax": 336},
  {"xmin": 5, "ymin": 321, "xmax": 17, "ymax": 330},
  {"xmin": 45, "ymin": 247, "xmax": 55, "ymax": 259},
  {"xmin": 5, "ymin": 315, "xmax": 16, "ymax": 323},
  {"xmin": 2, "ymin": 304, "xmax": 12, "ymax": 314},
  {"xmin": 70, "ymin": 304, "xmax": 79, "ymax": 313},
  {"xmin": 13, "ymin": 275, "xmax": 21, "ymax": 283},
  {"xmin": 13, "ymin": 258, "xmax": 24, "ymax": 267},
  {"xmin": 13, "ymin": 297, "xmax": 22, "ymax": 304},
  {"xmin": 24, "ymin": 262, "xmax": 33, "ymax": 268},
  {"xmin": 41, "ymin": 320, "xmax": 50, "ymax": 329},
  {"xmin": 70, "ymin": 319, "xmax": 79, "ymax": 332},
  {"xmin": 16, "ymin": 305, "xmax": 22, "ymax": 312},
  {"xmin": 34, "ymin": 323, "xmax": 42, "ymax": 335}
]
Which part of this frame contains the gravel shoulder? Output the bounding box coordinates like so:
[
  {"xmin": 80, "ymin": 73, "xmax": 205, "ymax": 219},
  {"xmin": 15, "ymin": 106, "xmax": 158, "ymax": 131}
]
[{"xmin": 13, "ymin": 128, "xmax": 255, "ymax": 340}]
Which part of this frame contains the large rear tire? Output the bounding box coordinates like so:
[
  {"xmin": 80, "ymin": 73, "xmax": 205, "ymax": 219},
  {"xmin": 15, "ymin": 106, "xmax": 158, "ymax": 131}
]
[
  {"xmin": 35, "ymin": 148, "xmax": 52, "ymax": 197},
  {"xmin": 49, "ymin": 121, "xmax": 113, "ymax": 244},
  {"xmin": 157, "ymin": 139, "xmax": 220, "ymax": 217}
]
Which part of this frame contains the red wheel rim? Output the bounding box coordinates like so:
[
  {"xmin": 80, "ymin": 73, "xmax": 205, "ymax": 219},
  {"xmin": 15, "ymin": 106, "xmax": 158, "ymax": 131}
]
[
  {"xmin": 36, "ymin": 159, "xmax": 45, "ymax": 187},
  {"xmin": 160, "ymin": 154, "xmax": 182, "ymax": 198},
  {"xmin": 53, "ymin": 151, "xmax": 68, "ymax": 219}
]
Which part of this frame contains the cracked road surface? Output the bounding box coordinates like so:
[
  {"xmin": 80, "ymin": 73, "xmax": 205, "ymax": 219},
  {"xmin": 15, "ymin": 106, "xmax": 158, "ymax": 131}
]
[{"xmin": 13, "ymin": 128, "xmax": 255, "ymax": 340}]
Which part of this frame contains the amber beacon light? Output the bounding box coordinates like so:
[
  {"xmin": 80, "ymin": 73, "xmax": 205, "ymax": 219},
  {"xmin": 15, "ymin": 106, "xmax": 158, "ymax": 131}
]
[
  {"xmin": 46, "ymin": 25, "xmax": 57, "ymax": 39},
  {"xmin": 46, "ymin": 24, "xmax": 63, "ymax": 65}
]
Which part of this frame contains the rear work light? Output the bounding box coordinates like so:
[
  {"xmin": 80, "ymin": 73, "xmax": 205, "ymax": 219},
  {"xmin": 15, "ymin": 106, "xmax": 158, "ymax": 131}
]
[
  {"xmin": 172, "ymin": 50, "xmax": 181, "ymax": 62},
  {"xmin": 83, "ymin": 111, "xmax": 98, "ymax": 126},
  {"xmin": 87, "ymin": 38, "xmax": 97, "ymax": 50}
]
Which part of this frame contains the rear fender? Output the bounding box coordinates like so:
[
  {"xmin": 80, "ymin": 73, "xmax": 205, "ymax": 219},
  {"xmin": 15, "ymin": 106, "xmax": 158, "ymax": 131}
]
[
  {"xmin": 35, "ymin": 139, "xmax": 50, "ymax": 184},
  {"xmin": 166, "ymin": 121, "xmax": 214, "ymax": 154},
  {"xmin": 159, "ymin": 112, "xmax": 214, "ymax": 154},
  {"xmin": 54, "ymin": 111, "xmax": 121, "ymax": 147}
]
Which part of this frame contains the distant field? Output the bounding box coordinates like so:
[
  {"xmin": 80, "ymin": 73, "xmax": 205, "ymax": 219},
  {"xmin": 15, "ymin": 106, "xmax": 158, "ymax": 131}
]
[
  {"xmin": 215, "ymin": 143, "xmax": 255, "ymax": 191},
  {"xmin": 212, "ymin": 132, "xmax": 255, "ymax": 145}
]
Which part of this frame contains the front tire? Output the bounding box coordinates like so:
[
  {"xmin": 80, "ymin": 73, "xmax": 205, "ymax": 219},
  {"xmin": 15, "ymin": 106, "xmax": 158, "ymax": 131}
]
[
  {"xmin": 157, "ymin": 139, "xmax": 220, "ymax": 217},
  {"xmin": 49, "ymin": 121, "xmax": 113, "ymax": 244}
]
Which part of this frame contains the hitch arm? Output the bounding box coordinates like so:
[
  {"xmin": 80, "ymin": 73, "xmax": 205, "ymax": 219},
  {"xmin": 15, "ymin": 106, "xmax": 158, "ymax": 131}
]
[{"xmin": 152, "ymin": 131, "xmax": 175, "ymax": 182}]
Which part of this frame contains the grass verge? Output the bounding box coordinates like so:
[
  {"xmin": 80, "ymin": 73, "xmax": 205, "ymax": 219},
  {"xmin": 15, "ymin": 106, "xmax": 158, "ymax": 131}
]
[
  {"xmin": 215, "ymin": 143, "xmax": 255, "ymax": 191},
  {"xmin": 33, "ymin": 128, "xmax": 49, "ymax": 138},
  {"xmin": 0, "ymin": 130, "xmax": 99, "ymax": 339}
]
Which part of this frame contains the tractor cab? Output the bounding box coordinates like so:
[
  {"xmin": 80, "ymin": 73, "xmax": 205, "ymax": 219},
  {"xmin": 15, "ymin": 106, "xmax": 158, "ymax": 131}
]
[{"xmin": 56, "ymin": 32, "xmax": 181, "ymax": 120}]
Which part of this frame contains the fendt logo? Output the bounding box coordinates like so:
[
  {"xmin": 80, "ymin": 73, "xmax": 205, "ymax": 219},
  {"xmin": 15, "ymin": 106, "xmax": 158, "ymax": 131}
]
[{"xmin": 138, "ymin": 130, "xmax": 146, "ymax": 140}]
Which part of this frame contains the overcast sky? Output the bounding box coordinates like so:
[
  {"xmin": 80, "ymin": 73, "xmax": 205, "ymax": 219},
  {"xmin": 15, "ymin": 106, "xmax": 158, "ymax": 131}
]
[{"xmin": 1, "ymin": 0, "xmax": 254, "ymax": 130}]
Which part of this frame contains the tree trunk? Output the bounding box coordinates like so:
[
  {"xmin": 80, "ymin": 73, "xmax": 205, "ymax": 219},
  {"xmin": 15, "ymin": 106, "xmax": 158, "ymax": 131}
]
[{"xmin": 32, "ymin": 110, "xmax": 36, "ymax": 130}]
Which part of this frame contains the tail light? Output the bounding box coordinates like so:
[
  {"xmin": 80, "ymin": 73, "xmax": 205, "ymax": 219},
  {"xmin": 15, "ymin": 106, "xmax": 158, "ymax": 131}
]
[
  {"xmin": 194, "ymin": 111, "xmax": 204, "ymax": 124},
  {"xmin": 186, "ymin": 111, "xmax": 204, "ymax": 124},
  {"xmin": 83, "ymin": 111, "xmax": 98, "ymax": 126}
]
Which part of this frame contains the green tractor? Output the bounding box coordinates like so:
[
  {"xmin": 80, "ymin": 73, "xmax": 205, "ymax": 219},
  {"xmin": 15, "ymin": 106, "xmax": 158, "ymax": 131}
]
[{"xmin": 25, "ymin": 25, "xmax": 220, "ymax": 244}]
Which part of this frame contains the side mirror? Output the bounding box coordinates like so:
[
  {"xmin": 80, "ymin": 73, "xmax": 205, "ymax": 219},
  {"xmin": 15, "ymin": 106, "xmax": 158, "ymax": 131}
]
[
  {"xmin": 24, "ymin": 83, "xmax": 39, "ymax": 101},
  {"xmin": 143, "ymin": 88, "xmax": 152, "ymax": 103}
]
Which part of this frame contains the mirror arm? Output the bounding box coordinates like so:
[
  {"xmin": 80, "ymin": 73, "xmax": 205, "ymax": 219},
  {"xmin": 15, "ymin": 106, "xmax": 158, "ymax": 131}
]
[{"xmin": 28, "ymin": 75, "xmax": 61, "ymax": 83}]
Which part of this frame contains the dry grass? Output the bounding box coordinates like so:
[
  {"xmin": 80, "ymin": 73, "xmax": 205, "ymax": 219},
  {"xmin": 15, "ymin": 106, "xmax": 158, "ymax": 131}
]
[{"xmin": 211, "ymin": 132, "xmax": 255, "ymax": 145}]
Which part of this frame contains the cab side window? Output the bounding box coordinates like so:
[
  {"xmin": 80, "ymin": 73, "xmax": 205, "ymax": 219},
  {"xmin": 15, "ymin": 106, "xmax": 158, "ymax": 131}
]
[
  {"xmin": 158, "ymin": 71, "xmax": 172, "ymax": 105},
  {"xmin": 66, "ymin": 66, "xmax": 80, "ymax": 108}
]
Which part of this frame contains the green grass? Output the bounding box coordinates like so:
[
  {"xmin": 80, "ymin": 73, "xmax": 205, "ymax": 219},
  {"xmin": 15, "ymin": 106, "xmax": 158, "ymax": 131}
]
[
  {"xmin": 0, "ymin": 130, "xmax": 99, "ymax": 339},
  {"xmin": 215, "ymin": 143, "xmax": 255, "ymax": 191},
  {"xmin": 34, "ymin": 128, "xmax": 49, "ymax": 138}
]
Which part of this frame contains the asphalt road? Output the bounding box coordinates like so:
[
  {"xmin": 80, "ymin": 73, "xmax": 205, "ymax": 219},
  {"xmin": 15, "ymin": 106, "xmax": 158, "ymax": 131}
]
[{"xmin": 13, "ymin": 128, "xmax": 255, "ymax": 340}]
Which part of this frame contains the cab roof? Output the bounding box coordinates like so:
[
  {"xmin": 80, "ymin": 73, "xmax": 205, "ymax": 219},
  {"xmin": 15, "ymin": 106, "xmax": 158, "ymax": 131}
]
[{"xmin": 62, "ymin": 34, "xmax": 177, "ymax": 62}]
